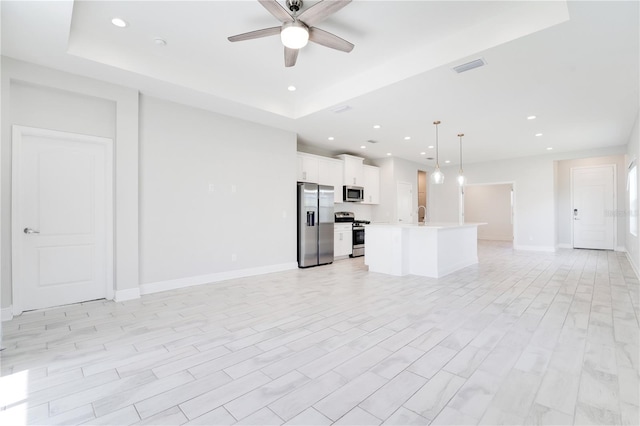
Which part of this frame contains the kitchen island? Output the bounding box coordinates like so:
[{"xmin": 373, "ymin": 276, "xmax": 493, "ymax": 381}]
[{"xmin": 364, "ymin": 223, "xmax": 484, "ymax": 278}]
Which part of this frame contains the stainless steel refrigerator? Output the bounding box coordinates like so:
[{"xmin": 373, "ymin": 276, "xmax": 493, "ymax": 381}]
[{"xmin": 297, "ymin": 183, "xmax": 334, "ymax": 268}]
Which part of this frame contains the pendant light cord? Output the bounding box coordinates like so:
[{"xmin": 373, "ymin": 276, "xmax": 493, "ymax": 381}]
[
  {"xmin": 434, "ymin": 120, "xmax": 441, "ymax": 168},
  {"xmin": 458, "ymin": 133, "xmax": 464, "ymax": 173}
]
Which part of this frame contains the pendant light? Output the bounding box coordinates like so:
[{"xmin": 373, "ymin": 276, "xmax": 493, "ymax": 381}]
[
  {"xmin": 457, "ymin": 133, "xmax": 465, "ymax": 186},
  {"xmin": 431, "ymin": 120, "xmax": 444, "ymax": 184}
]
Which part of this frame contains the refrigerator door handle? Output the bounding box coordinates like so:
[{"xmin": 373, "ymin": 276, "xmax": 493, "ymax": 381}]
[{"xmin": 307, "ymin": 211, "xmax": 315, "ymax": 227}]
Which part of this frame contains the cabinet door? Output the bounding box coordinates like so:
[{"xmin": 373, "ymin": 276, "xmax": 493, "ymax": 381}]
[
  {"xmin": 297, "ymin": 154, "xmax": 318, "ymax": 183},
  {"xmin": 362, "ymin": 165, "xmax": 380, "ymax": 204},
  {"xmin": 345, "ymin": 157, "xmax": 364, "ymax": 186},
  {"xmin": 337, "ymin": 155, "xmax": 364, "ymax": 186},
  {"xmin": 318, "ymin": 158, "xmax": 344, "ymax": 203},
  {"xmin": 334, "ymin": 225, "xmax": 353, "ymax": 257}
]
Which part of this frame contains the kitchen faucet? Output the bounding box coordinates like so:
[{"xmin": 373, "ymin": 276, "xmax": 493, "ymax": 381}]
[{"xmin": 417, "ymin": 205, "xmax": 427, "ymax": 225}]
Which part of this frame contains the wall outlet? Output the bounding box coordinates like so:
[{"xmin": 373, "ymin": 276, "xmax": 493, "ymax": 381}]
[
  {"xmin": 282, "ymin": 210, "xmax": 287, "ymax": 219},
  {"xmin": 231, "ymin": 184, "xmax": 237, "ymax": 193},
  {"xmin": 208, "ymin": 183, "xmax": 215, "ymax": 193},
  {"xmin": 231, "ymin": 253, "xmax": 237, "ymax": 261}
]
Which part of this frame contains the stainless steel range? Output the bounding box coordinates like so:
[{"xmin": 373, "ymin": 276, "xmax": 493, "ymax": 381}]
[
  {"xmin": 351, "ymin": 219, "xmax": 370, "ymax": 257},
  {"xmin": 334, "ymin": 212, "xmax": 369, "ymax": 258}
]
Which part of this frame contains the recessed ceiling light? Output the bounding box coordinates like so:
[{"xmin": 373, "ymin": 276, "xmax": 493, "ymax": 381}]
[
  {"xmin": 373, "ymin": 125, "xmax": 381, "ymax": 129},
  {"xmin": 420, "ymin": 152, "xmax": 426, "ymax": 155},
  {"xmin": 327, "ymin": 136, "xmax": 334, "ymax": 141},
  {"xmin": 445, "ymin": 160, "xmax": 451, "ymax": 164},
  {"xmin": 428, "ymin": 145, "xmax": 434, "ymax": 149},
  {"xmin": 287, "ymin": 85, "xmax": 297, "ymax": 92},
  {"xmin": 535, "ymin": 133, "xmax": 543, "ymax": 137},
  {"xmin": 360, "ymin": 145, "xmax": 366, "ymax": 149},
  {"xmin": 527, "ymin": 115, "xmax": 537, "ymax": 120},
  {"xmin": 111, "ymin": 17, "xmax": 127, "ymax": 28},
  {"xmin": 546, "ymin": 147, "xmax": 553, "ymax": 150},
  {"xmin": 154, "ymin": 38, "xmax": 167, "ymax": 46},
  {"xmin": 404, "ymin": 136, "xmax": 411, "ymax": 140},
  {"xmin": 386, "ymin": 153, "xmax": 392, "ymax": 156}
]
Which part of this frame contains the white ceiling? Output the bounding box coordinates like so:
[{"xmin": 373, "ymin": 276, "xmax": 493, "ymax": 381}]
[{"xmin": 2, "ymin": 1, "xmax": 639, "ymax": 166}]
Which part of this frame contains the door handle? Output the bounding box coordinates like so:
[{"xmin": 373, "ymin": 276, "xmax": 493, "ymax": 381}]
[{"xmin": 24, "ymin": 227, "xmax": 40, "ymax": 234}]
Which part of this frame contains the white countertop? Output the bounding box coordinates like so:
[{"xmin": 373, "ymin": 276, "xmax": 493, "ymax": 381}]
[{"xmin": 365, "ymin": 222, "xmax": 485, "ymax": 229}]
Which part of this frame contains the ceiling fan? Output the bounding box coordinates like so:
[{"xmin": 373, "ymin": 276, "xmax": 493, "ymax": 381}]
[{"xmin": 228, "ymin": 0, "xmax": 354, "ymax": 67}]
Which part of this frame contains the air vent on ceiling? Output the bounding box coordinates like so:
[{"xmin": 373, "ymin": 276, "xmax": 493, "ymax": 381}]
[
  {"xmin": 453, "ymin": 58, "xmax": 486, "ymax": 74},
  {"xmin": 331, "ymin": 105, "xmax": 352, "ymax": 113},
  {"xmin": 367, "ymin": 140, "xmax": 378, "ymax": 144}
]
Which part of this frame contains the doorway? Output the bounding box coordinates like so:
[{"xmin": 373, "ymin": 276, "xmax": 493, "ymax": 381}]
[
  {"xmin": 571, "ymin": 165, "xmax": 615, "ymax": 250},
  {"xmin": 465, "ymin": 183, "xmax": 514, "ymax": 241},
  {"xmin": 417, "ymin": 171, "xmax": 427, "ymax": 222},
  {"xmin": 12, "ymin": 126, "xmax": 114, "ymax": 314}
]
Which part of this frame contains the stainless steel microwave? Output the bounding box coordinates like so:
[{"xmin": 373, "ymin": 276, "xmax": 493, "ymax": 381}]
[{"xmin": 343, "ymin": 185, "xmax": 364, "ymax": 202}]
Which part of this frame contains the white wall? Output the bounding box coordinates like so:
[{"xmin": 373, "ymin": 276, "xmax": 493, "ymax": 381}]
[
  {"xmin": 1, "ymin": 58, "xmax": 139, "ymax": 310},
  {"xmin": 555, "ymin": 155, "xmax": 626, "ymax": 249},
  {"xmin": 430, "ymin": 147, "xmax": 627, "ymax": 251},
  {"xmin": 465, "ymin": 184, "xmax": 513, "ymax": 241},
  {"xmin": 430, "ymin": 155, "xmax": 556, "ymax": 250},
  {"xmin": 1, "ymin": 58, "xmax": 298, "ymax": 315},
  {"xmin": 626, "ymin": 111, "xmax": 640, "ymax": 275},
  {"xmin": 372, "ymin": 157, "xmax": 428, "ymax": 223},
  {"xmin": 139, "ymin": 96, "xmax": 297, "ymax": 285}
]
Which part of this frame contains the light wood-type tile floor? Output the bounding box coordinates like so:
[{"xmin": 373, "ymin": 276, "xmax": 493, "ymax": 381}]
[{"xmin": 1, "ymin": 241, "xmax": 639, "ymax": 425}]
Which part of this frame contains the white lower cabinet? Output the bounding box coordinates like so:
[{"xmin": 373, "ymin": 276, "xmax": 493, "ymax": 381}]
[{"xmin": 334, "ymin": 224, "xmax": 353, "ymax": 258}]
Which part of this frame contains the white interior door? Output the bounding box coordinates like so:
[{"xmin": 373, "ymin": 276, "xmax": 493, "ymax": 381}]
[
  {"xmin": 397, "ymin": 181, "xmax": 413, "ymax": 223},
  {"xmin": 572, "ymin": 165, "xmax": 615, "ymax": 250},
  {"xmin": 12, "ymin": 126, "xmax": 113, "ymax": 313}
]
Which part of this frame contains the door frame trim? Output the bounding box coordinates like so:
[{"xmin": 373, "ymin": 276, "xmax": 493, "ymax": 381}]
[
  {"xmin": 11, "ymin": 125, "xmax": 114, "ymax": 315},
  {"xmin": 570, "ymin": 164, "xmax": 617, "ymax": 250}
]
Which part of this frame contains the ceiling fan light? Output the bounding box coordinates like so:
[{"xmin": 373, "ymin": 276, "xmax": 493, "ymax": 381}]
[{"xmin": 281, "ymin": 22, "xmax": 309, "ymax": 49}]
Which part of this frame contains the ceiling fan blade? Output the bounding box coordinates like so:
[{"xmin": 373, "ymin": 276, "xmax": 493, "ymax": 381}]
[
  {"xmin": 228, "ymin": 26, "xmax": 281, "ymax": 42},
  {"xmin": 309, "ymin": 27, "xmax": 354, "ymax": 52},
  {"xmin": 298, "ymin": 0, "xmax": 352, "ymax": 27},
  {"xmin": 258, "ymin": 0, "xmax": 293, "ymax": 23},
  {"xmin": 284, "ymin": 47, "xmax": 299, "ymax": 67}
]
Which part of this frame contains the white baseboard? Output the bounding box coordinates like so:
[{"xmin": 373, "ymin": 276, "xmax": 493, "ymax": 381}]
[
  {"xmin": 140, "ymin": 262, "xmax": 298, "ymax": 296},
  {"xmin": 114, "ymin": 288, "xmax": 141, "ymax": 302},
  {"xmin": 557, "ymin": 244, "xmax": 626, "ymax": 252},
  {"xmin": 1, "ymin": 306, "xmax": 13, "ymax": 322},
  {"xmin": 626, "ymin": 252, "xmax": 640, "ymax": 280},
  {"xmin": 513, "ymin": 245, "xmax": 557, "ymax": 252}
]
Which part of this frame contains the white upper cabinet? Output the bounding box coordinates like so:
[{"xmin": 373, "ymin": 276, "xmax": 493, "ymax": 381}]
[
  {"xmin": 318, "ymin": 157, "xmax": 344, "ymax": 203},
  {"xmin": 336, "ymin": 154, "xmax": 364, "ymax": 186},
  {"xmin": 362, "ymin": 165, "xmax": 380, "ymax": 204},
  {"xmin": 297, "ymin": 152, "xmax": 378, "ymax": 204},
  {"xmin": 297, "ymin": 153, "xmax": 318, "ymax": 183}
]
